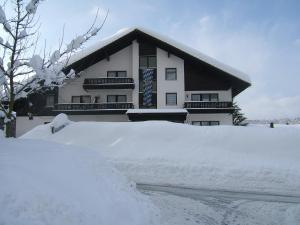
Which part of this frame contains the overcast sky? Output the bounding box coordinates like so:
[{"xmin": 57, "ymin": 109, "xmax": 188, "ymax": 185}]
[{"xmin": 35, "ymin": 0, "xmax": 300, "ymax": 119}]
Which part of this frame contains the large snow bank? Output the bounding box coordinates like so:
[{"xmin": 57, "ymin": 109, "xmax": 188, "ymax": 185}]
[
  {"xmin": 0, "ymin": 138, "xmax": 159, "ymax": 225},
  {"xmin": 22, "ymin": 119, "xmax": 300, "ymax": 195}
]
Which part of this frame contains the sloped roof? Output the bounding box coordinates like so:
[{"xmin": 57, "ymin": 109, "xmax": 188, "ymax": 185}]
[
  {"xmin": 68, "ymin": 27, "xmax": 250, "ymax": 84},
  {"xmin": 66, "ymin": 27, "xmax": 251, "ymax": 96}
]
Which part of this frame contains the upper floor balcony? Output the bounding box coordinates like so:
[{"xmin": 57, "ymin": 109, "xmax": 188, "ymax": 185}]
[
  {"xmin": 83, "ymin": 78, "xmax": 135, "ymax": 90},
  {"xmin": 184, "ymin": 101, "xmax": 233, "ymax": 113}
]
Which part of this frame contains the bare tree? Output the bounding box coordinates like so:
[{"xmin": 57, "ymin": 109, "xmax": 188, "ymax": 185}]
[{"xmin": 0, "ymin": 0, "xmax": 108, "ymax": 137}]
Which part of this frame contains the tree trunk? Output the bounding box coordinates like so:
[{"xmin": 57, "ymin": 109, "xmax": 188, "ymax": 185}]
[{"xmin": 5, "ymin": 119, "xmax": 16, "ymax": 138}]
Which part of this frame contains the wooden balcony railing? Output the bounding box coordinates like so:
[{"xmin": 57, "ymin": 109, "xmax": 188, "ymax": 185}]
[
  {"xmin": 83, "ymin": 78, "xmax": 135, "ymax": 89},
  {"xmin": 184, "ymin": 101, "xmax": 233, "ymax": 109},
  {"xmin": 54, "ymin": 103, "xmax": 134, "ymax": 111}
]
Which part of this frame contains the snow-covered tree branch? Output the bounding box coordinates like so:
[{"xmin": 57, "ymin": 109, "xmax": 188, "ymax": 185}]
[{"xmin": 0, "ymin": 0, "xmax": 108, "ymax": 137}]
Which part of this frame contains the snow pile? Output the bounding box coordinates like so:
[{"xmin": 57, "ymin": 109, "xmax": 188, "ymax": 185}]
[
  {"xmin": 50, "ymin": 113, "xmax": 70, "ymax": 133},
  {"xmin": 0, "ymin": 138, "xmax": 159, "ymax": 225},
  {"xmin": 22, "ymin": 120, "xmax": 300, "ymax": 195}
]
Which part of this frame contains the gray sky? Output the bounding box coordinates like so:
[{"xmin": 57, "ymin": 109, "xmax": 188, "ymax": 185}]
[{"xmin": 22, "ymin": 0, "xmax": 300, "ymax": 119}]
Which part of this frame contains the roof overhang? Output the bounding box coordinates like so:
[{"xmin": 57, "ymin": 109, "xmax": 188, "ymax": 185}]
[{"xmin": 65, "ymin": 27, "xmax": 251, "ymax": 97}]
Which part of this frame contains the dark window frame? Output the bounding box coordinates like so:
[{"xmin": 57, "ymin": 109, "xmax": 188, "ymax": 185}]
[
  {"xmin": 192, "ymin": 121, "xmax": 220, "ymax": 126},
  {"xmin": 106, "ymin": 95, "xmax": 127, "ymax": 103},
  {"xmin": 107, "ymin": 71, "xmax": 127, "ymax": 78},
  {"xmin": 71, "ymin": 96, "xmax": 81, "ymax": 103},
  {"xmin": 166, "ymin": 92, "xmax": 177, "ymax": 106},
  {"xmin": 71, "ymin": 95, "xmax": 91, "ymax": 103},
  {"xmin": 139, "ymin": 55, "xmax": 157, "ymax": 68},
  {"xmin": 165, "ymin": 68, "xmax": 177, "ymax": 80},
  {"xmin": 191, "ymin": 93, "xmax": 219, "ymax": 102}
]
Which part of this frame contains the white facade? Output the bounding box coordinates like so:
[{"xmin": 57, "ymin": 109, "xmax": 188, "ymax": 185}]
[
  {"xmin": 156, "ymin": 48, "xmax": 185, "ymax": 109},
  {"xmin": 57, "ymin": 41, "xmax": 234, "ymax": 126},
  {"xmin": 16, "ymin": 36, "xmax": 242, "ymax": 136},
  {"xmin": 58, "ymin": 45, "xmax": 134, "ymax": 104}
]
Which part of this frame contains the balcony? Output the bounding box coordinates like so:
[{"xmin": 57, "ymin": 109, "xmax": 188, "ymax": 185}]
[
  {"xmin": 53, "ymin": 103, "xmax": 134, "ymax": 114},
  {"xmin": 184, "ymin": 101, "xmax": 233, "ymax": 113},
  {"xmin": 83, "ymin": 78, "xmax": 135, "ymax": 89}
]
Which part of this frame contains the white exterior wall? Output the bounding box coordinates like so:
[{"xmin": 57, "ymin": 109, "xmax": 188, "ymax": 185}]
[
  {"xmin": 58, "ymin": 45, "xmax": 133, "ymax": 104},
  {"xmin": 84, "ymin": 45, "xmax": 133, "ymax": 78},
  {"xmin": 132, "ymin": 40, "xmax": 139, "ymax": 108},
  {"xmin": 186, "ymin": 113, "xmax": 233, "ymax": 125},
  {"xmin": 185, "ymin": 89, "xmax": 232, "ymax": 101},
  {"xmin": 156, "ymin": 48, "xmax": 185, "ymax": 108}
]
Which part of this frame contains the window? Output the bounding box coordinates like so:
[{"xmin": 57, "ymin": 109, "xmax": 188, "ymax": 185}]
[
  {"xmin": 166, "ymin": 93, "xmax": 177, "ymax": 105},
  {"xmin": 165, "ymin": 68, "xmax": 177, "ymax": 80},
  {"xmin": 210, "ymin": 94, "xmax": 219, "ymax": 102},
  {"xmin": 93, "ymin": 96, "xmax": 100, "ymax": 103},
  {"xmin": 107, "ymin": 95, "xmax": 127, "ymax": 103},
  {"xmin": 71, "ymin": 95, "xmax": 91, "ymax": 103},
  {"xmin": 139, "ymin": 56, "xmax": 148, "ymax": 68},
  {"xmin": 148, "ymin": 56, "xmax": 157, "ymax": 68},
  {"xmin": 191, "ymin": 121, "xmax": 201, "ymax": 126},
  {"xmin": 46, "ymin": 95, "xmax": 55, "ymax": 107},
  {"xmin": 139, "ymin": 56, "xmax": 157, "ymax": 68},
  {"xmin": 210, "ymin": 121, "xmax": 220, "ymax": 126},
  {"xmin": 192, "ymin": 121, "xmax": 220, "ymax": 126},
  {"xmin": 191, "ymin": 93, "xmax": 219, "ymax": 102},
  {"xmin": 71, "ymin": 96, "xmax": 81, "ymax": 103},
  {"xmin": 202, "ymin": 94, "xmax": 210, "ymax": 102},
  {"xmin": 201, "ymin": 121, "xmax": 210, "ymax": 126},
  {"xmin": 191, "ymin": 94, "xmax": 201, "ymax": 101},
  {"xmin": 81, "ymin": 96, "xmax": 91, "ymax": 103},
  {"xmin": 107, "ymin": 71, "xmax": 127, "ymax": 78}
]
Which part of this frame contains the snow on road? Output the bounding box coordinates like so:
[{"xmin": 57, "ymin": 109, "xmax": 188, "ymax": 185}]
[{"xmin": 143, "ymin": 190, "xmax": 300, "ymax": 225}]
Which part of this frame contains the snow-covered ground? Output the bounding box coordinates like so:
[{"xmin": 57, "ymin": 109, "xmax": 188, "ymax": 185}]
[
  {"xmin": 22, "ymin": 117, "xmax": 300, "ymax": 196},
  {"xmin": 143, "ymin": 190, "xmax": 300, "ymax": 225},
  {"xmin": 0, "ymin": 137, "xmax": 159, "ymax": 225}
]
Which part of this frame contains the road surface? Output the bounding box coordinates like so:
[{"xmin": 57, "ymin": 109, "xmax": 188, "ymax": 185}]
[{"xmin": 137, "ymin": 183, "xmax": 300, "ymax": 225}]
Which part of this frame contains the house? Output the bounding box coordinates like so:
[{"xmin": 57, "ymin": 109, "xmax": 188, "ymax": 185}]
[{"xmin": 14, "ymin": 27, "xmax": 251, "ymax": 136}]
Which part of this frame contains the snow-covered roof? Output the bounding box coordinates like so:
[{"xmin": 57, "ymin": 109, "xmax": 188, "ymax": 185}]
[
  {"xmin": 68, "ymin": 27, "xmax": 251, "ymax": 84},
  {"xmin": 126, "ymin": 109, "xmax": 188, "ymax": 114}
]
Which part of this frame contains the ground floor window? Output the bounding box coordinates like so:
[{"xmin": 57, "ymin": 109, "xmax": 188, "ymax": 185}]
[
  {"xmin": 107, "ymin": 95, "xmax": 127, "ymax": 103},
  {"xmin": 192, "ymin": 121, "xmax": 220, "ymax": 126}
]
